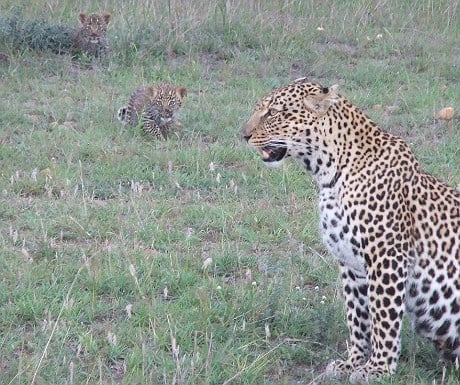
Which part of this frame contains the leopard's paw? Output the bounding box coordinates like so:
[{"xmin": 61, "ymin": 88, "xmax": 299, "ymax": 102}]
[
  {"xmin": 348, "ymin": 365, "xmax": 387, "ymax": 384},
  {"xmin": 324, "ymin": 359, "xmax": 353, "ymax": 379}
]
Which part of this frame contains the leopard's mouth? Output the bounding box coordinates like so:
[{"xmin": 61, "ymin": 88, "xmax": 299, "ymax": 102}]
[
  {"xmin": 160, "ymin": 116, "xmax": 173, "ymax": 124},
  {"xmin": 257, "ymin": 145, "xmax": 287, "ymax": 163}
]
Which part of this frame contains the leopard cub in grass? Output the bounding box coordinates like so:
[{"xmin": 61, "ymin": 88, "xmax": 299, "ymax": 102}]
[
  {"xmin": 72, "ymin": 12, "xmax": 111, "ymax": 58},
  {"xmin": 117, "ymin": 84, "xmax": 187, "ymax": 140}
]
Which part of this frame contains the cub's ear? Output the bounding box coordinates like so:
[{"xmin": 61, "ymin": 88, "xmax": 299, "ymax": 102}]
[
  {"xmin": 102, "ymin": 13, "xmax": 111, "ymax": 24},
  {"xmin": 303, "ymin": 84, "xmax": 340, "ymax": 116},
  {"xmin": 146, "ymin": 86, "xmax": 159, "ymax": 98},
  {"xmin": 176, "ymin": 86, "xmax": 187, "ymax": 100},
  {"xmin": 78, "ymin": 13, "xmax": 88, "ymax": 24}
]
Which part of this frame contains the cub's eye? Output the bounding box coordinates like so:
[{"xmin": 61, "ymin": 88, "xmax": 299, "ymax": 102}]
[{"xmin": 268, "ymin": 108, "xmax": 278, "ymax": 116}]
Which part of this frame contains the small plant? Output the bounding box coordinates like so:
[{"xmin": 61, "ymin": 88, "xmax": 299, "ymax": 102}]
[{"xmin": 0, "ymin": 12, "xmax": 74, "ymax": 53}]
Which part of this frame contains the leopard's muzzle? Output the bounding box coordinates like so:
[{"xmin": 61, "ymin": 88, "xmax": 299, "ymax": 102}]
[
  {"xmin": 243, "ymin": 133, "xmax": 287, "ymax": 164},
  {"xmin": 257, "ymin": 145, "xmax": 287, "ymax": 163}
]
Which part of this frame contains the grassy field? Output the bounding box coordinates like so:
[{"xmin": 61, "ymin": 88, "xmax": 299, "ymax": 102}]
[{"xmin": 0, "ymin": 1, "xmax": 459, "ymax": 384}]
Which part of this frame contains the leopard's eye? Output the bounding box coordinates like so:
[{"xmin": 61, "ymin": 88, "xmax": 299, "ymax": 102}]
[{"xmin": 268, "ymin": 108, "xmax": 278, "ymax": 116}]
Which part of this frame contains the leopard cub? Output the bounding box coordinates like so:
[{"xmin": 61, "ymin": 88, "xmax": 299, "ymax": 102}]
[
  {"xmin": 117, "ymin": 84, "xmax": 187, "ymax": 140},
  {"xmin": 72, "ymin": 12, "xmax": 111, "ymax": 58}
]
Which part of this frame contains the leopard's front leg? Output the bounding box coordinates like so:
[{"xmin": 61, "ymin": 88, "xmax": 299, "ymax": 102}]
[
  {"xmin": 326, "ymin": 256, "xmax": 407, "ymax": 383},
  {"xmin": 348, "ymin": 256, "xmax": 407, "ymax": 383},
  {"xmin": 325, "ymin": 264, "xmax": 371, "ymax": 378}
]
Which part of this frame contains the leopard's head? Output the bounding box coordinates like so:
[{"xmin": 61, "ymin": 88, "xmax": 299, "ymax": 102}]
[
  {"xmin": 146, "ymin": 85, "xmax": 187, "ymax": 123},
  {"xmin": 242, "ymin": 78, "xmax": 340, "ymax": 167},
  {"xmin": 78, "ymin": 12, "xmax": 111, "ymax": 45}
]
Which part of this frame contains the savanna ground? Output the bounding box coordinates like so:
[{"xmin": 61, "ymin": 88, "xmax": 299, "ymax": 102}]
[{"xmin": 0, "ymin": 1, "xmax": 459, "ymax": 384}]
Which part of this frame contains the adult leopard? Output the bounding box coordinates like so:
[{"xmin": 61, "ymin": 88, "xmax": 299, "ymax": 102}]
[{"xmin": 242, "ymin": 78, "xmax": 460, "ymax": 383}]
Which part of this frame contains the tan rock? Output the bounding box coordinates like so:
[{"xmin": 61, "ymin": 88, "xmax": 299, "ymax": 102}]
[{"xmin": 436, "ymin": 107, "xmax": 455, "ymax": 121}]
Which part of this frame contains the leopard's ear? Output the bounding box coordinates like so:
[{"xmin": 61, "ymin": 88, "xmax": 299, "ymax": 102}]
[
  {"xmin": 146, "ymin": 86, "xmax": 159, "ymax": 98},
  {"xmin": 102, "ymin": 13, "xmax": 111, "ymax": 24},
  {"xmin": 78, "ymin": 13, "xmax": 87, "ymax": 24},
  {"xmin": 303, "ymin": 84, "xmax": 340, "ymax": 116},
  {"xmin": 176, "ymin": 86, "xmax": 187, "ymax": 100}
]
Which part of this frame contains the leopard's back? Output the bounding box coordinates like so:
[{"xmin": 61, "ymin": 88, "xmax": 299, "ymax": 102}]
[{"xmin": 121, "ymin": 87, "xmax": 153, "ymax": 126}]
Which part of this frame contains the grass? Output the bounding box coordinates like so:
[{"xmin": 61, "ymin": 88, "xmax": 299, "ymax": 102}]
[{"xmin": 0, "ymin": 0, "xmax": 459, "ymax": 384}]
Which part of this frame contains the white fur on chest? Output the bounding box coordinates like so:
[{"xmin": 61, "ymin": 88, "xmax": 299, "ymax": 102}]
[{"xmin": 318, "ymin": 189, "xmax": 366, "ymax": 274}]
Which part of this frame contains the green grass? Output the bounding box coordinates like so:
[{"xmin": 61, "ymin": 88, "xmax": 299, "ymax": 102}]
[{"xmin": 0, "ymin": 0, "xmax": 460, "ymax": 384}]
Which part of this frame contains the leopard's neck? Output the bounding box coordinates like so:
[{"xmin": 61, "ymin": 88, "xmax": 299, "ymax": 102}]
[{"xmin": 293, "ymin": 100, "xmax": 384, "ymax": 189}]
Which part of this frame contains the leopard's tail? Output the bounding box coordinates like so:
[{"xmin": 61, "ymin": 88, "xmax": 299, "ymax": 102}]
[{"xmin": 117, "ymin": 106, "xmax": 127, "ymax": 123}]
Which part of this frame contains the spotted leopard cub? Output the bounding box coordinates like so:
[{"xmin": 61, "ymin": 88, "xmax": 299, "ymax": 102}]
[
  {"xmin": 72, "ymin": 12, "xmax": 111, "ymax": 58},
  {"xmin": 117, "ymin": 84, "xmax": 187, "ymax": 140},
  {"xmin": 242, "ymin": 78, "xmax": 460, "ymax": 383}
]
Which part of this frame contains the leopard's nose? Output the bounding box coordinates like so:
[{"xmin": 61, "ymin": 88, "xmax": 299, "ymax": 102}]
[{"xmin": 241, "ymin": 122, "xmax": 252, "ymax": 142}]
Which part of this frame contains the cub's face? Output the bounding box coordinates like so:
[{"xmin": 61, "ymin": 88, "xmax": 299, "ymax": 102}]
[
  {"xmin": 147, "ymin": 85, "xmax": 187, "ymax": 122},
  {"xmin": 78, "ymin": 12, "xmax": 111, "ymax": 44}
]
